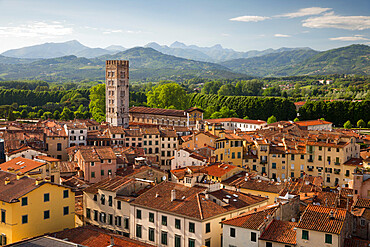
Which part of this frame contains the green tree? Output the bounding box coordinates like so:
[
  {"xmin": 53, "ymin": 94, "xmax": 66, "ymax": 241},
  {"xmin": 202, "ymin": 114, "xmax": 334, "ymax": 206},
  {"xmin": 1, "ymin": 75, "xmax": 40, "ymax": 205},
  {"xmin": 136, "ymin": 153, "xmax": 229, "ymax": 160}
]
[
  {"xmin": 53, "ymin": 110, "xmax": 60, "ymax": 120},
  {"xmin": 60, "ymin": 107, "xmax": 74, "ymax": 120},
  {"xmin": 37, "ymin": 109, "xmax": 44, "ymax": 118},
  {"xmin": 368, "ymin": 120, "xmax": 370, "ymax": 128},
  {"xmin": 267, "ymin": 115, "xmax": 277, "ymax": 124},
  {"xmin": 7, "ymin": 108, "xmax": 16, "ymax": 121},
  {"xmin": 343, "ymin": 120, "xmax": 352, "ymax": 129},
  {"xmin": 41, "ymin": 111, "xmax": 53, "ymax": 120},
  {"xmin": 147, "ymin": 83, "xmax": 189, "ymax": 109},
  {"xmin": 28, "ymin": 112, "xmax": 37, "ymax": 119},
  {"xmin": 20, "ymin": 109, "xmax": 28, "ymax": 119},
  {"xmin": 74, "ymin": 111, "xmax": 84, "ymax": 119},
  {"xmin": 218, "ymin": 84, "xmax": 235, "ymax": 96},
  {"xmin": 357, "ymin": 119, "xmax": 366, "ymax": 128},
  {"xmin": 294, "ymin": 117, "xmax": 300, "ymax": 122},
  {"xmin": 89, "ymin": 84, "xmax": 106, "ymax": 122},
  {"xmin": 210, "ymin": 106, "xmax": 237, "ymax": 119}
]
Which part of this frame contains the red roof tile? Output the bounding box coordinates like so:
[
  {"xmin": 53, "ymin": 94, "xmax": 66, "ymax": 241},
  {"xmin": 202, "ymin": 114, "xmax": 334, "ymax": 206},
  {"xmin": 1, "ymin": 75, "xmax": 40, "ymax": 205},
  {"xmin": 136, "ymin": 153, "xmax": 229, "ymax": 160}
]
[
  {"xmin": 259, "ymin": 220, "xmax": 297, "ymax": 245},
  {"xmin": 130, "ymin": 106, "xmax": 186, "ymax": 117}
]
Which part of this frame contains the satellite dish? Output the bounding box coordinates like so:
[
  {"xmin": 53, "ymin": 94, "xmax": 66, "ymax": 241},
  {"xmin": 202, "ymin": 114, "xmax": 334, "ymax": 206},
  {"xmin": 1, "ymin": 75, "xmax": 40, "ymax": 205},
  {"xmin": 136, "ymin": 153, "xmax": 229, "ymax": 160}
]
[
  {"xmin": 163, "ymin": 176, "xmax": 167, "ymax": 181},
  {"xmin": 292, "ymin": 218, "xmax": 296, "ymax": 222}
]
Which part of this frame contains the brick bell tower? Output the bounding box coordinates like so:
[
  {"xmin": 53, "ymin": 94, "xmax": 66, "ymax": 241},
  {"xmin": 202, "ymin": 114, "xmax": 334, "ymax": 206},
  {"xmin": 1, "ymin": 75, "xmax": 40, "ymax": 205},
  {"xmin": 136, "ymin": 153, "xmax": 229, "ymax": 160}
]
[{"xmin": 105, "ymin": 60, "xmax": 129, "ymax": 128}]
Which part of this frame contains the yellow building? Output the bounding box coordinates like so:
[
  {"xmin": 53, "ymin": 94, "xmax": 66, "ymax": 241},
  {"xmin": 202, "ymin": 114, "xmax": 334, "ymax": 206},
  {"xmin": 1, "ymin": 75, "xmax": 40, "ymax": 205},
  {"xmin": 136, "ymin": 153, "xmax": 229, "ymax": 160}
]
[
  {"xmin": 201, "ymin": 163, "xmax": 243, "ymax": 183},
  {"xmin": 215, "ymin": 132, "xmax": 245, "ymax": 167},
  {"xmin": 0, "ymin": 170, "xmax": 75, "ymax": 245},
  {"xmin": 181, "ymin": 131, "xmax": 218, "ymax": 150}
]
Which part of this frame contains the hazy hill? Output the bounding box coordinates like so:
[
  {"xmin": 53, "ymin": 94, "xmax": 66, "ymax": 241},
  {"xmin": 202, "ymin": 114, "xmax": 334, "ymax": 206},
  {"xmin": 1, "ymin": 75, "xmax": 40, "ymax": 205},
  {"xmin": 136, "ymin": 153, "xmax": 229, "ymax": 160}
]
[
  {"xmin": 0, "ymin": 47, "xmax": 250, "ymax": 82},
  {"xmin": 0, "ymin": 55, "xmax": 37, "ymax": 64},
  {"xmin": 221, "ymin": 44, "xmax": 370, "ymax": 76},
  {"xmin": 221, "ymin": 49, "xmax": 319, "ymax": 77},
  {"xmin": 1, "ymin": 40, "xmax": 117, "ymax": 59}
]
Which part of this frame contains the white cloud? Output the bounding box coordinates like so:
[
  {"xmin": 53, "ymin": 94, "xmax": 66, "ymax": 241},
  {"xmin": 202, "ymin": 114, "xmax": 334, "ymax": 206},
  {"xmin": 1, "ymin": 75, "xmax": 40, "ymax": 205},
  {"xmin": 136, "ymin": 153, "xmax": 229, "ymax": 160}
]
[
  {"xmin": 329, "ymin": 35, "xmax": 369, "ymax": 41},
  {"xmin": 0, "ymin": 21, "xmax": 73, "ymax": 38},
  {"xmin": 229, "ymin": 16, "xmax": 270, "ymax": 22},
  {"xmin": 303, "ymin": 12, "xmax": 370, "ymax": 30},
  {"xmin": 276, "ymin": 7, "xmax": 332, "ymax": 18},
  {"xmin": 274, "ymin": 34, "xmax": 291, "ymax": 38}
]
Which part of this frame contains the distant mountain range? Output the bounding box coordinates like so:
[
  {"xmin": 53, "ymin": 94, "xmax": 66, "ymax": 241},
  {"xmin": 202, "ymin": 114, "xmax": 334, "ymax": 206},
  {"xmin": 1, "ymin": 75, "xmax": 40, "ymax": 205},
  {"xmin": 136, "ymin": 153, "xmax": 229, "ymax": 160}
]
[{"xmin": 0, "ymin": 40, "xmax": 369, "ymax": 81}]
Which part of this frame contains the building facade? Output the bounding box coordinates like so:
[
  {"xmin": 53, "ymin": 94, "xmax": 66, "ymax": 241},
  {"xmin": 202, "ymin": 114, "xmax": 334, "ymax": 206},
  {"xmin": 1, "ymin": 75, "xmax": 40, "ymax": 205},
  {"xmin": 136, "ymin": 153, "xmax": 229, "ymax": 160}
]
[{"xmin": 106, "ymin": 60, "xmax": 129, "ymax": 128}]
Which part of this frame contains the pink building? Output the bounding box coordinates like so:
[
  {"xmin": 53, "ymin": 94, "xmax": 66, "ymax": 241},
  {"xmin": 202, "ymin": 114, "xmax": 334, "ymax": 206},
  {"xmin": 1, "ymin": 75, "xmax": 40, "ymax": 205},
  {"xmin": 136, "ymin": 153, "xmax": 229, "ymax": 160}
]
[
  {"xmin": 74, "ymin": 146, "xmax": 117, "ymax": 183},
  {"xmin": 352, "ymin": 170, "xmax": 370, "ymax": 199}
]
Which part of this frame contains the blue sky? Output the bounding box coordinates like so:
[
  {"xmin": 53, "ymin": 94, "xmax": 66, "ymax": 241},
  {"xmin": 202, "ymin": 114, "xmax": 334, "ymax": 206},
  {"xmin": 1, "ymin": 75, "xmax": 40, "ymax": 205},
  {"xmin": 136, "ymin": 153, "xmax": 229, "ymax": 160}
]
[{"xmin": 0, "ymin": 0, "xmax": 369, "ymax": 53}]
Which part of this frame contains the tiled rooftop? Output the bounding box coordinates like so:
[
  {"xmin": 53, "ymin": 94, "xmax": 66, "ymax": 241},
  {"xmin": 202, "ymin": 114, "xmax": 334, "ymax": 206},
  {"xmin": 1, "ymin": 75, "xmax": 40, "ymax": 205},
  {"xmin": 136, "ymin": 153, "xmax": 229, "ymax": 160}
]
[{"xmin": 259, "ymin": 220, "xmax": 297, "ymax": 245}]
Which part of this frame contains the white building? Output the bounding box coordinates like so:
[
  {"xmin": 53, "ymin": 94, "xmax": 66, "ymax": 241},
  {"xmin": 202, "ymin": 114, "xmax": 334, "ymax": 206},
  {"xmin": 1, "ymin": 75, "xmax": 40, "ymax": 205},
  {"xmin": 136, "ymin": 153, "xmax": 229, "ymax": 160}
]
[
  {"xmin": 204, "ymin": 118, "xmax": 267, "ymax": 132},
  {"xmin": 295, "ymin": 119, "xmax": 333, "ymax": 131},
  {"xmin": 64, "ymin": 122, "xmax": 87, "ymax": 147},
  {"xmin": 171, "ymin": 148, "xmax": 207, "ymax": 170},
  {"xmin": 130, "ymin": 181, "xmax": 268, "ymax": 247},
  {"xmin": 5, "ymin": 146, "xmax": 47, "ymax": 161}
]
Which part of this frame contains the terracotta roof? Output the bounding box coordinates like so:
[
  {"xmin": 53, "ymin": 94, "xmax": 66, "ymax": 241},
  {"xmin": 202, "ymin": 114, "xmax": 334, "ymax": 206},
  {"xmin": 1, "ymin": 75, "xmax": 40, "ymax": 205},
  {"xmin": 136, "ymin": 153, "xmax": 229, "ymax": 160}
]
[
  {"xmin": 222, "ymin": 172, "xmax": 285, "ymax": 194},
  {"xmin": 160, "ymin": 129, "xmax": 177, "ymax": 138},
  {"xmin": 107, "ymin": 126, "xmax": 126, "ymax": 135},
  {"xmin": 297, "ymin": 204, "xmax": 348, "ymax": 235},
  {"xmin": 344, "ymin": 238, "xmax": 370, "ymax": 247},
  {"xmin": 259, "ymin": 220, "xmax": 297, "ymax": 245},
  {"xmin": 205, "ymin": 118, "xmax": 266, "ymax": 125},
  {"xmin": 124, "ymin": 129, "xmax": 142, "ymax": 137},
  {"xmin": 130, "ymin": 106, "xmax": 186, "ymax": 117},
  {"xmin": 53, "ymin": 225, "xmax": 155, "ymax": 247},
  {"xmin": 0, "ymin": 157, "xmax": 46, "ymax": 174},
  {"xmin": 116, "ymin": 165, "xmax": 165, "ymax": 178},
  {"xmin": 78, "ymin": 146, "xmax": 117, "ymax": 162},
  {"xmin": 186, "ymin": 107, "xmax": 204, "ymax": 113},
  {"xmin": 208, "ymin": 189, "xmax": 268, "ymax": 211},
  {"xmin": 36, "ymin": 155, "xmax": 60, "ymax": 162},
  {"xmin": 294, "ymin": 101, "xmax": 306, "ymax": 106},
  {"xmin": 84, "ymin": 176, "xmax": 134, "ymax": 194},
  {"xmin": 295, "ymin": 119, "xmax": 332, "ymax": 127},
  {"xmin": 59, "ymin": 161, "xmax": 77, "ymax": 173},
  {"xmin": 343, "ymin": 158, "xmax": 364, "ymax": 166},
  {"xmin": 201, "ymin": 163, "xmax": 240, "ymax": 178},
  {"xmin": 353, "ymin": 197, "xmax": 370, "ymax": 209},
  {"xmin": 64, "ymin": 121, "xmax": 87, "ymax": 129},
  {"xmin": 222, "ymin": 206, "xmax": 277, "ymax": 230},
  {"xmin": 6, "ymin": 145, "xmax": 45, "ymax": 155},
  {"xmin": 0, "ymin": 170, "xmax": 45, "ymax": 203},
  {"xmin": 141, "ymin": 127, "xmax": 161, "ymax": 135},
  {"xmin": 131, "ymin": 181, "xmax": 233, "ymax": 220}
]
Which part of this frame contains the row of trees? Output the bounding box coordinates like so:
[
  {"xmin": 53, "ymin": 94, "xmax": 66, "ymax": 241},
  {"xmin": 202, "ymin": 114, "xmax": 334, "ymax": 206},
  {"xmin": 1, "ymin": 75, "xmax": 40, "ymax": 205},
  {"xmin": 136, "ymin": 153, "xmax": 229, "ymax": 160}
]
[{"xmin": 298, "ymin": 100, "xmax": 370, "ymax": 127}]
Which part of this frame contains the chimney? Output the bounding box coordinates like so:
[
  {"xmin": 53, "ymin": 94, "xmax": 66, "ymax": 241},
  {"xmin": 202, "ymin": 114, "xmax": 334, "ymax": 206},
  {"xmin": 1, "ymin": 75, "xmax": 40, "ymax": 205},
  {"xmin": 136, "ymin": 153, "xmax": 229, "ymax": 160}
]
[
  {"xmin": 171, "ymin": 189, "xmax": 176, "ymax": 202},
  {"xmin": 16, "ymin": 172, "xmax": 24, "ymax": 180},
  {"xmin": 110, "ymin": 236, "xmax": 114, "ymax": 246},
  {"xmin": 7, "ymin": 167, "xmax": 15, "ymax": 173},
  {"xmin": 156, "ymin": 193, "xmax": 159, "ymax": 198},
  {"xmin": 44, "ymin": 176, "xmax": 51, "ymax": 182},
  {"xmin": 35, "ymin": 177, "xmax": 43, "ymax": 186},
  {"xmin": 4, "ymin": 177, "xmax": 10, "ymax": 185},
  {"xmin": 329, "ymin": 211, "xmax": 335, "ymax": 220}
]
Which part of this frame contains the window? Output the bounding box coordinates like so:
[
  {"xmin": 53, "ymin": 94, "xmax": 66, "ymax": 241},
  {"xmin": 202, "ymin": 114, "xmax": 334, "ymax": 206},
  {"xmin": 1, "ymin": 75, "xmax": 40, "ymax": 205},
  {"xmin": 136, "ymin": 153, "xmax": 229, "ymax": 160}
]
[
  {"xmin": 188, "ymin": 239, "xmax": 195, "ymax": 247},
  {"xmin": 100, "ymin": 212, "xmax": 106, "ymax": 223},
  {"xmin": 325, "ymin": 234, "xmax": 332, "ymax": 244},
  {"xmin": 302, "ymin": 230, "xmax": 309, "ymax": 240},
  {"xmin": 108, "ymin": 214, "xmax": 113, "ymax": 225},
  {"xmin": 124, "ymin": 218, "xmax": 129, "ymax": 229},
  {"xmin": 91, "ymin": 172, "xmax": 95, "ymax": 178},
  {"xmin": 44, "ymin": 210, "xmax": 50, "ymax": 219},
  {"xmin": 108, "ymin": 196, "xmax": 113, "ymax": 207},
  {"xmin": 266, "ymin": 242, "xmax": 272, "ymax": 247},
  {"xmin": 137, "ymin": 209, "xmax": 142, "ymax": 219},
  {"xmin": 272, "ymin": 163, "xmax": 276, "ymax": 169},
  {"xmin": 206, "ymin": 222, "xmax": 210, "ymax": 233},
  {"xmin": 94, "ymin": 210, "xmax": 98, "ymax": 221},
  {"xmin": 63, "ymin": 206, "xmax": 69, "ymax": 215},
  {"xmin": 301, "ymin": 154, "xmax": 304, "ymax": 159},
  {"xmin": 1, "ymin": 210, "xmax": 5, "ymax": 223},
  {"xmin": 93, "ymin": 194, "xmax": 97, "ymax": 201},
  {"xmin": 57, "ymin": 143, "xmax": 62, "ymax": 151},
  {"xmin": 162, "ymin": 215, "xmax": 167, "ymax": 226},
  {"xmin": 86, "ymin": 208, "xmax": 91, "ymax": 219},
  {"xmin": 175, "ymin": 235, "xmax": 181, "ymax": 247},
  {"xmin": 230, "ymin": 227, "xmax": 236, "ymax": 237},
  {"xmin": 161, "ymin": 231, "xmax": 168, "ymax": 245},
  {"xmin": 149, "ymin": 227, "xmax": 155, "ymax": 242},
  {"xmin": 291, "ymin": 172, "xmax": 295, "ymax": 178},
  {"xmin": 189, "ymin": 222, "xmax": 195, "ymax": 233},
  {"xmin": 44, "ymin": 193, "xmax": 50, "ymax": 202},
  {"xmin": 22, "ymin": 215, "xmax": 28, "ymax": 224},
  {"xmin": 175, "ymin": 218, "xmax": 181, "ymax": 229},
  {"xmin": 237, "ymin": 152, "xmax": 241, "ymax": 158},
  {"xmin": 291, "ymin": 154, "xmax": 295, "ymax": 160},
  {"xmin": 115, "ymin": 216, "xmax": 122, "ymax": 226},
  {"xmin": 21, "ymin": 197, "xmax": 28, "ymax": 206},
  {"xmin": 101, "ymin": 194, "xmax": 105, "ymax": 205},
  {"xmin": 63, "ymin": 190, "xmax": 69, "ymax": 198},
  {"xmin": 117, "ymin": 200, "xmax": 121, "ymax": 209},
  {"xmin": 251, "ymin": 232, "xmax": 256, "ymax": 242},
  {"xmin": 149, "ymin": 212, "xmax": 154, "ymax": 223},
  {"xmin": 205, "ymin": 238, "xmax": 211, "ymax": 247},
  {"xmin": 101, "ymin": 170, "xmax": 104, "ymax": 176},
  {"xmin": 318, "ymin": 155, "xmax": 322, "ymax": 161},
  {"xmin": 136, "ymin": 224, "xmax": 142, "ymax": 238},
  {"xmin": 232, "ymin": 152, "xmax": 235, "ymax": 159}
]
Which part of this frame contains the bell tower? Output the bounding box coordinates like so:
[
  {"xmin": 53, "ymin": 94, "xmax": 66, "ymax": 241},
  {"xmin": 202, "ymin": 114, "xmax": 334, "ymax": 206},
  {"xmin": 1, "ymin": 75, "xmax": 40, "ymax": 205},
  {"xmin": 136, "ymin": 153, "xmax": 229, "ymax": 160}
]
[{"xmin": 105, "ymin": 60, "xmax": 129, "ymax": 128}]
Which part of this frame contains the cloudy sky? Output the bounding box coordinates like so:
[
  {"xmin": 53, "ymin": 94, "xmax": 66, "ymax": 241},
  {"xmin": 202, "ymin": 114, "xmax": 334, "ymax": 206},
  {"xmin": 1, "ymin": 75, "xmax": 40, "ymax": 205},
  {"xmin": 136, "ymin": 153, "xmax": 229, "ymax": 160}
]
[{"xmin": 0, "ymin": 0, "xmax": 369, "ymax": 53}]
